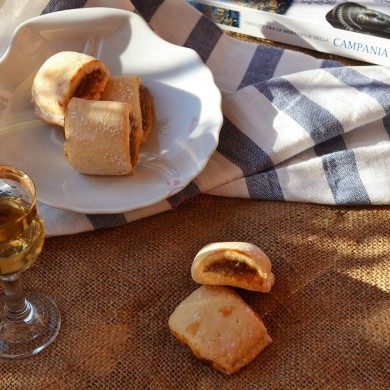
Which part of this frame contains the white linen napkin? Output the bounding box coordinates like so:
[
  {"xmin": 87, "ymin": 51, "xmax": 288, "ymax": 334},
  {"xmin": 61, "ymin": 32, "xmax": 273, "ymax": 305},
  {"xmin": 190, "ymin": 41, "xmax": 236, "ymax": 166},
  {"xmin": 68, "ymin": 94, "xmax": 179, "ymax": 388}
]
[{"xmin": 1, "ymin": 0, "xmax": 390, "ymax": 237}]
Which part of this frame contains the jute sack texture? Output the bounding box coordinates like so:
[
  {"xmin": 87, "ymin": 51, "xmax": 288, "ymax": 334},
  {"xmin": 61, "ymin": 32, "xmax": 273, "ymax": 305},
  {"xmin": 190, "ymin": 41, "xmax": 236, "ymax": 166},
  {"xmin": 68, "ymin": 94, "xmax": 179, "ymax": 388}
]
[{"xmin": 0, "ymin": 198, "xmax": 389, "ymax": 389}]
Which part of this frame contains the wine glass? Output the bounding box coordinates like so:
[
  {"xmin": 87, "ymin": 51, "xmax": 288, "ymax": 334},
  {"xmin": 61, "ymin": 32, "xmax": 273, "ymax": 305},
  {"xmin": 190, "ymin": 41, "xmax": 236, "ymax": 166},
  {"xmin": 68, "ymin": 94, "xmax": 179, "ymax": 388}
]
[{"xmin": 0, "ymin": 165, "xmax": 60, "ymax": 358}]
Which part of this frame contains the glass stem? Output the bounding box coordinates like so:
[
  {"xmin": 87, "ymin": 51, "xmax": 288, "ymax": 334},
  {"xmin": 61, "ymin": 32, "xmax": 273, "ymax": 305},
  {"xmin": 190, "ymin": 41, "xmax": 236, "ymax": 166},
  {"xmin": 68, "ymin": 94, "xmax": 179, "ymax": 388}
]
[{"xmin": 1, "ymin": 275, "xmax": 32, "ymax": 322}]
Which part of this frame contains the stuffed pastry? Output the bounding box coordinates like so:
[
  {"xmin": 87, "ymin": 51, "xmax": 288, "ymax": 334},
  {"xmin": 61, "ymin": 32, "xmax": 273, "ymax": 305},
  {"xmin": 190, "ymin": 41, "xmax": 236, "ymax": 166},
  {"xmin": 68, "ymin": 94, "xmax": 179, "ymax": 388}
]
[
  {"xmin": 32, "ymin": 51, "xmax": 110, "ymax": 126},
  {"xmin": 168, "ymin": 285, "xmax": 272, "ymax": 375},
  {"xmin": 64, "ymin": 97, "xmax": 136, "ymax": 175},
  {"xmin": 101, "ymin": 75, "xmax": 154, "ymax": 147},
  {"xmin": 191, "ymin": 242, "xmax": 275, "ymax": 292},
  {"xmin": 100, "ymin": 76, "xmax": 143, "ymax": 165}
]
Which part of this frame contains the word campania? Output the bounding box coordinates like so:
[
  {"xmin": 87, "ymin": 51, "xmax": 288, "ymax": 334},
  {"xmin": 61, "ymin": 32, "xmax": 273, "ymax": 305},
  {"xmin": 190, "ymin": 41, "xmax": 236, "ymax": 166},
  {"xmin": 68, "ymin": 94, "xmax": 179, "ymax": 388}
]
[{"xmin": 333, "ymin": 38, "xmax": 389, "ymax": 58}]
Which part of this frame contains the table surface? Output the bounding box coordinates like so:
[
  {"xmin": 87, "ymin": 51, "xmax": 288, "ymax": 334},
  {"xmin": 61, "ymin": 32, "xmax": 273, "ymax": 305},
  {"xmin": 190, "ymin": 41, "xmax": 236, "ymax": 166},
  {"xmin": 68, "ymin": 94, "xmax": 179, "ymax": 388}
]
[{"xmin": 1, "ymin": 34, "xmax": 388, "ymax": 390}]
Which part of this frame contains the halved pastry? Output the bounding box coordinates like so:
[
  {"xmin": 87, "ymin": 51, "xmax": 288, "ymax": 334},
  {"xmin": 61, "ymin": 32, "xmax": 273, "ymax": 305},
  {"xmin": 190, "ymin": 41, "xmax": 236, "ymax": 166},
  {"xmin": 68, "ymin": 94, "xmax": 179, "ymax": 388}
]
[
  {"xmin": 101, "ymin": 76, "xmax": 144, "ymax": 166},
  {"xmin": 191, "ymin": 242, "xmax": 275, "ymax": 292},
  {"xmin": 64, "ymin": 97, "xmax": 136, "ymax": 176},
  {"xmin": 32, "ymin": 51, "xmax": 110, "ymax": 126},
  {"xmin": 168, "ymin": 285, "xmax": 272, "ymax": 375},
  {"xmin": 101, "ymin": 75, "xmax": 154, "ymax": 146}
]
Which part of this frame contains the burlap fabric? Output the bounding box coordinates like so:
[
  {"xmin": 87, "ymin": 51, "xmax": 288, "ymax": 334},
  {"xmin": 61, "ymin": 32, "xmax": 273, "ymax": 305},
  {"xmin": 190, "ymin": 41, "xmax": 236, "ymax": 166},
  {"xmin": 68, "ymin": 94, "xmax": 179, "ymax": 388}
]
[{"xmin": 0, "ymin": 197, "xmax": 388, "ymax": 389}]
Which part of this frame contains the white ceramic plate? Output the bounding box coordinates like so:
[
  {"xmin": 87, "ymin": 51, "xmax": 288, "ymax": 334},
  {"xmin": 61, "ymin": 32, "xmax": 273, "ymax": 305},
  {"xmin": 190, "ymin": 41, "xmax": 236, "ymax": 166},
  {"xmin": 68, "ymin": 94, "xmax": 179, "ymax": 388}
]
[{"xmin": 0, "ymin": 8, "xmax": 222, "ymax": 214}]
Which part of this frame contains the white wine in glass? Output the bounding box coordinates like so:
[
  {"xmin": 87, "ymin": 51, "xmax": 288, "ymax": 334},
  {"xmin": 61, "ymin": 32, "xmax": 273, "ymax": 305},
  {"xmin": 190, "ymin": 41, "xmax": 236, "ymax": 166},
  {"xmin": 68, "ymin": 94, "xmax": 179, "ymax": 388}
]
[{"xmin": 0, "ymin": 165, "xmax": 60, "ymax": 358}]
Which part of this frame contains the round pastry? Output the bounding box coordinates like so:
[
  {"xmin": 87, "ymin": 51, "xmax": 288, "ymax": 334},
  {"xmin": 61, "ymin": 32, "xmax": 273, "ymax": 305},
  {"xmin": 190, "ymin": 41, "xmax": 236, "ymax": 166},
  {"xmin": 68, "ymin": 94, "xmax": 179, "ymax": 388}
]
[
  {"xmin": 191, "ymin": 242, "xmax": 275, "ymax": 292},
  {"xmin": 31, "ymin": 51, "xmax": 110, "ymax": 126}
]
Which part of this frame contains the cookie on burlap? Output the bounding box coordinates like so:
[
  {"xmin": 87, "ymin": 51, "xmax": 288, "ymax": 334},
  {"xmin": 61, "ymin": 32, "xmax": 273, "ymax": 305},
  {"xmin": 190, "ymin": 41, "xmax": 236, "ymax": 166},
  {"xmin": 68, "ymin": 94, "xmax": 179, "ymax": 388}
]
[
  {"xmin": 191, "ymin": 242, "xmax": 275, "ymax": 292},
  {"xmin": 168, "ymin": 285, "xmax": 272, "ymax": 375}
]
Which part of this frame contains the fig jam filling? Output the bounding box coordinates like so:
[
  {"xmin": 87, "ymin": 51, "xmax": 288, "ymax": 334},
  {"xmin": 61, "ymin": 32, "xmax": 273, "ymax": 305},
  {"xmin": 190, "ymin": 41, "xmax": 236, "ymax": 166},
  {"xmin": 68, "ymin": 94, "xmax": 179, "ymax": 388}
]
[
  {"xmin": 140, "ymin": 85, "xmax": 150, "ymax": 129},
  {"xmin": 205, "ymin": 261, "xmax": 257, "ymax": 277},
  {"xmin": 129, "ymin": 112, "xmax": 137, "ymax": 166},
  {"xmin": 73, "ymin": 69, "xmax": 105, "ymax": 99}
]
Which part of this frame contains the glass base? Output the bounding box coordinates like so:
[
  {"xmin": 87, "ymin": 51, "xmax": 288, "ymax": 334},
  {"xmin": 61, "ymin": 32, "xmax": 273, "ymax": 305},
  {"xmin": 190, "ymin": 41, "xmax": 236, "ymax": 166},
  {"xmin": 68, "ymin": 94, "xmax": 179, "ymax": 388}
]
[{"xmin": 0, "ymin": 290, "xmax": 61, "ymax": 359}]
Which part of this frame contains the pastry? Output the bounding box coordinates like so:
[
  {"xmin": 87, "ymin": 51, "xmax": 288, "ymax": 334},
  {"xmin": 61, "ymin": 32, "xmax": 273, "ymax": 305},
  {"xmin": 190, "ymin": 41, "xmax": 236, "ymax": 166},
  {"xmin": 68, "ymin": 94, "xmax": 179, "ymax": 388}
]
[
  {"xmin": 100, "ymin": 76, "xmax": 143, "ymax": 167},
  {"xmin": 168, "ymin": 285, "xmax": 272, "ymax": 375},
  {"xmin": 31, "ymin": 51, "xmax": 110, "ymax": 127},
  {"xmin": 64, "ymin": 97, "xmax": 136, "ymax": 175},
  {"xmin": 101, "ymin": 76, "xmax": 154, "ymax": 146},
  {"xmin": 191, "ymin": 242, "xmax": 275, "ymax": 292}
]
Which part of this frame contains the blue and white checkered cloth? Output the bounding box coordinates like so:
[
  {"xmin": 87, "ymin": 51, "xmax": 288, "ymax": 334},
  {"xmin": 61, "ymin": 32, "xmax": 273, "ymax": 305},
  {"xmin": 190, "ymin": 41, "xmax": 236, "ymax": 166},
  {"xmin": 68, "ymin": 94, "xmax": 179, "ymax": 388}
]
[{"xmin": 1, "ymin": 0, "xmax": 390, "ymax": 236}]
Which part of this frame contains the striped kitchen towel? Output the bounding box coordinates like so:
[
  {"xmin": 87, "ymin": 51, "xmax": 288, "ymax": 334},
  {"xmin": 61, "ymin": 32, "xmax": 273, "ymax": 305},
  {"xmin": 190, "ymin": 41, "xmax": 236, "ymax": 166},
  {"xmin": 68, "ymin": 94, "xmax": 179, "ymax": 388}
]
[{"xmin": 1, "ymin": 0, "xmax": 390, "ymax": 237}]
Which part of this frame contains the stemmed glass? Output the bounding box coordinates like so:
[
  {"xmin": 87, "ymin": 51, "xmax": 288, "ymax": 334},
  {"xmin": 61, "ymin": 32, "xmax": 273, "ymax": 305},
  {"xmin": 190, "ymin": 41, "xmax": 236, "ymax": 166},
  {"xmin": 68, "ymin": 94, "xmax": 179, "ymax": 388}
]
[{"xmin": 0, "ymin": 165, "xmax": 60, "ymax": 358}]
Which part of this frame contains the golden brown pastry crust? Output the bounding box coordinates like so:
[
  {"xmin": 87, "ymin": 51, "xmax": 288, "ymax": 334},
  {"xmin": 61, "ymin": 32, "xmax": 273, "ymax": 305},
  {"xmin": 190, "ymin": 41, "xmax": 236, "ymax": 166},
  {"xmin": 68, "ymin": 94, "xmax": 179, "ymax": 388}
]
[
  {"xmin": 31, "ymin": 51, "xmax": 110, "ymax": 126},
  {"xmin": 101, "ymin": 76, "xmax": 143, "ymax": 167},
  {"xmin": 168, "ymin": 285, "xmax": 272, "ymax": 375},
  {"xmin": 191, "ymin": 242, "xmax": 275, "ymax": 292},
  {"xmin": 64, "ymin": 97, "xmax": 133, "ymax": 176}
]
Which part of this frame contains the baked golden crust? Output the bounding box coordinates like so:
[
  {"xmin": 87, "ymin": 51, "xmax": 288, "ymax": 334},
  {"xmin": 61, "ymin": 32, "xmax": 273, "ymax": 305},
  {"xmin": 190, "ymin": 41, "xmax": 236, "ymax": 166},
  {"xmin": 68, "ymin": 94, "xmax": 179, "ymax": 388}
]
[
  {"xmin": 31, "ymin": 51, "xmax": 110, "ymax": 126},
  {"xmin": 64, "ymin": 97, "xmax": 133, "ymax": 176},
  {"xmin": 101, "ymin": 76, "xmax": 143, "ymax": 167},
  {"xmin": 168, "ymin": 285, "xmax": 272, "ymax": 375},
  {"xmin": 191, "ymin": 242, "xmax": 275, "ymax": 292}
]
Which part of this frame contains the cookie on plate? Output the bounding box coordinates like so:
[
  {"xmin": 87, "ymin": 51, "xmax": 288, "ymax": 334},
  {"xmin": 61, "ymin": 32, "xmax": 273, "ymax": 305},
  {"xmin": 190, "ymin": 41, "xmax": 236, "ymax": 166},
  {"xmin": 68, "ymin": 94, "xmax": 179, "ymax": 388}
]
[
  {"xmin": 32, "ymin": 51, "xmax": 110, "ymax": 126},
  {"xmin": 64, "ymin": 97, "xmax": 136, "ymax": 175}
]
